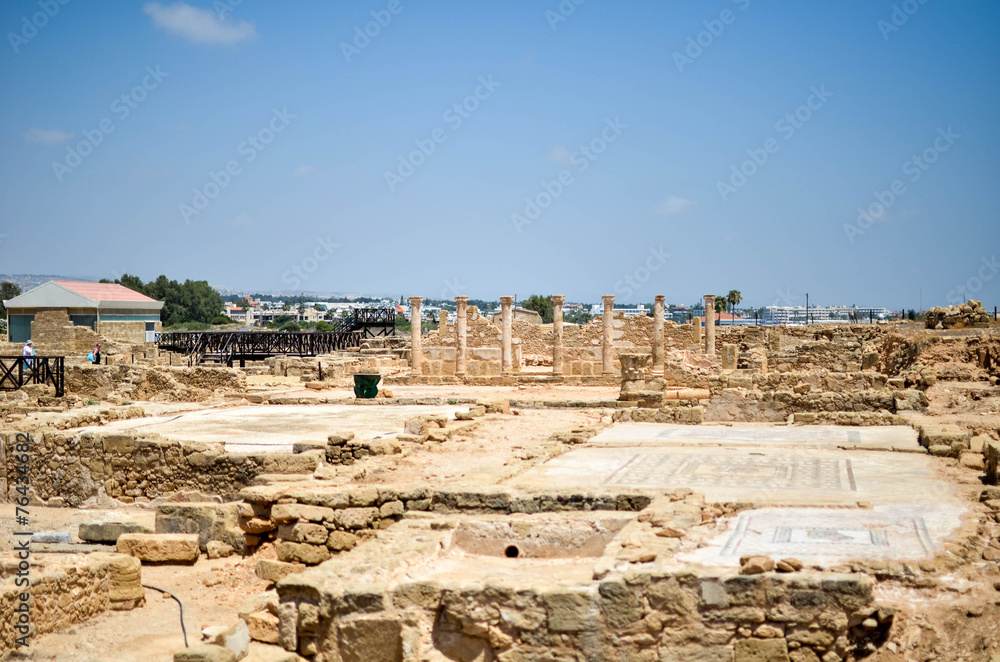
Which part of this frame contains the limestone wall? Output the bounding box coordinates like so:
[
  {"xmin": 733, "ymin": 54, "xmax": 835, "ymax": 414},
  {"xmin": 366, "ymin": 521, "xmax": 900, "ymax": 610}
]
[
  {"xmin": 0, "ymin": 430, "xmax": 313, "ymax": 506},
  {"xmin": 270, "ymin": 522, "xmax": 882, "ymax": 662},
  {"xmin": 98, "ymin": 319, "xmax": 160, "ymax": 344},
  {"xmin": 0, "ymin": 554, "xmax": 120, "ymax": 655},
  {"xmin": 29, "ymin": 309, "xmax": 106, "ymax": 356}
]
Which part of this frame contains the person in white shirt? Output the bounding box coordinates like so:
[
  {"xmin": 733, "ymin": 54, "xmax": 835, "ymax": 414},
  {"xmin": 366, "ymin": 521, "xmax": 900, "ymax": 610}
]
[{"xmin": 21, "ymin": 340, "xmax": 34, "ymax": 368}]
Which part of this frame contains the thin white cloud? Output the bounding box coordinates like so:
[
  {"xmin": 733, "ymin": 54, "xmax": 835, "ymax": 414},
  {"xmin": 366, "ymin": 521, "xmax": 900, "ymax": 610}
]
[
  {"xmin": 544, "ymin": 145, "xmax": 575, "ymax": 166},
  {"xmin": 653, "ymin": 196, "xmax": 699, "ymax": 216},
  {"xmin": 293, "ymin": 165, "xmax": 316, "ymax": 178},
  {"xmin": 23, "ymin": 128, "xmax": 74, "ymax": 145},
  {"xmin": 144, "ymin": 2, "xmax": 256, "ymax": 44}
]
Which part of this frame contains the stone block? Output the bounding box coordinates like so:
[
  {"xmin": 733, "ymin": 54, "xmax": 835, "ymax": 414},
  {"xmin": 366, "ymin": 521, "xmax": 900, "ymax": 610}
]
[
  {"xmin": 156, "ymin": 503, "xmax": 245, "ymax": 554},
  {"xmin": 202, "ymin": 621, "xmax": 250, "ymax": 661},
  {"xmin": 277, "ymin": 522, "xmax": 328, "ymax": 544},
  {"xmin": 598, "ymin": 580, "xmax": 642, "ymax": 628},
  {"xmin": 270, "ymin": 503, "xmax": 334, "ymax": 523},
  {"xmin": 985, "ymin": 440, "xmax": 1000, "ymax": 485},
  {"xmin": 78, "ymin": 521, "xmax": 151, "ymax": 543},
  {"xmin": 275, "ymin": 541, "xmax": 331, "ymax": 565},
  {"xmin": 207, "ymin": 541, "xmax": 235, "ymax": 559},
  {"xmin": 734, "ymin": 638, "xmax": 789, "ymax": 662},
  {"xmin": 92, "ymin": 552, "xmax": 145, "ymax": 610},
  {"xmin": 661, "ymin": 646, "xmax": 733, "ymax": 662},
  {"xmin": 332, "ymin": 507, "xmax": 378, "ymax": 530},
  {"xmin": 542, "ymin": 591, "xmax": 595, "ymax": 632},
  {"xmin": 326, "ymin": 530, "xmax": 359, "ymax": 551},
  {"xmin": 174, "ymin": 645, "xmax": 236, "ymax": 662},
  {"xmin": 246, "ymin": 611, "xmax": 280, "ymax": 643},
  {"xmin": 337, "ymin": 618, "xmax": 402, "ymax": 662},
  {"xmin": 722, "ymin": 344, "xmax": 738, "ymax": 370},
  {"xmin": 960, "ymin": 452, "xmax": 985, "ymax": 471},
  {"xmin": 118, "ymin": 533, "xmax": 200, "ymax": 563},
  {"xmin": 256, "ymin": 559, "xmax": 306, "ymax": 583},
  {"xmin": 102, "ymin": 433, "xmax": 135, "ymax": 454},
  {"xmin": 262, "ymin": 453, "xmax": 318, "ymax": 475}
]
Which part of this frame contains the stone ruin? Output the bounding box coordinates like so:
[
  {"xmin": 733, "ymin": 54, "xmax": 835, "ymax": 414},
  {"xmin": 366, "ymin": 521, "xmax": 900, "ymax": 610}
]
[
  {"xmin": 926, "ymin": 298, "xmax": 993, "ymax": 329},
  {"xmin": 0, "ymin": 293, "xmax": 998, "ymax": 661}
]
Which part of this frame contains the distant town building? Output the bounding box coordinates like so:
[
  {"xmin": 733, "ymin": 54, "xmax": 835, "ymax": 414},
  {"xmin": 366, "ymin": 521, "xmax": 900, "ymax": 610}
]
[{"xmin": 761, "ymin": 305, "xmax": 891, "ymax": 325}]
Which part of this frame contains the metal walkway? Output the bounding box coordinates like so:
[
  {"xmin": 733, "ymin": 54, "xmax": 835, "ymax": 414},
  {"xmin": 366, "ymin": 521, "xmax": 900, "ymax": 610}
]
[{"xmin": 156, "ymin": 308, "xmax": 395, "ymax": 366}]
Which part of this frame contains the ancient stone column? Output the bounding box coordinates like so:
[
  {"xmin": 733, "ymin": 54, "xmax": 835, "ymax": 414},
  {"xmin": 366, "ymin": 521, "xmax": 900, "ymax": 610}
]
[
  {"xmin": 551, "ymin": 295, "xmax": 565, "ymax": 375},
  {"xmin": 439, "ymin": 309, "xmax": 448, "ymax": 331},
  {"xmin": 408, "ymin": 297, "xmax": 423, "ymax": 375},
  {"xmin": 602, "ymin": 294, "xmax": 615, "ymax": 375},
  {"xmin": 652, "ymin": 294, "xmax": 665, "ymax": 375},
  {"xmin": 704, "ymin": 294, "xmax": 716, "ymax": 356},
  {"xmin": 455, "ymin": 296, "xmax": 469, "ymax": 377},
  {"xmin": 500, "ymin": 296, "xmax": 514, "ymax": 375}
]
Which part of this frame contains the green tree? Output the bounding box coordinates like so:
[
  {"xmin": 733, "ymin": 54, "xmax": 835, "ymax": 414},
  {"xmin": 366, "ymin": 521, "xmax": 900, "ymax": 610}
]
[
  {"xmin": 0, "ymin": 281, "xmax": 22, "ymax": 319},
  {"xmin": 109, "ymin": 273, "xmax": 224, "ymax": 326},
  {"xmin": 714, "ymin": 295, "xmax": 727, "ymax": 313},
  {"xmin": 521, "ymin": 294, "xmax": 554, "ymax": 323},
  {"xmin": 726, "ymin": 290, "xmax": 742, "ymax": 319}
]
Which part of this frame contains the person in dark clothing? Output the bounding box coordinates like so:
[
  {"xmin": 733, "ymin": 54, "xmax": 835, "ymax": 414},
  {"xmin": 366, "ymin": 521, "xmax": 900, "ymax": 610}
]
[{"xmin": 91, "ymin": 343, "xmax": 102, "ymax": 364}]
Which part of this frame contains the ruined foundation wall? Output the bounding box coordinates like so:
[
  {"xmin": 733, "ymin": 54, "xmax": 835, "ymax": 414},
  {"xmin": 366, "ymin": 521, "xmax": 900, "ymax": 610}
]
[
  {"xmin": 0, "ymin": 555, "xmax": 116, "ymax": 655},
  {"xmin": 0, "ymin": 430, "xmax": 314, "ymax": 506}
]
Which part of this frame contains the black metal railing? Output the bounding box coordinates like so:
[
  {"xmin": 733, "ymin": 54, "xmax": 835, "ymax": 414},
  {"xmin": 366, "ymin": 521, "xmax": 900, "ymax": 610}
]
[
  {"xmin": 157, "ymin": 330, "xmax": 364, "ymax": 366},
  {"xmin": 0, "ymin": 356, "xmax": 65, "ymax": 397}
]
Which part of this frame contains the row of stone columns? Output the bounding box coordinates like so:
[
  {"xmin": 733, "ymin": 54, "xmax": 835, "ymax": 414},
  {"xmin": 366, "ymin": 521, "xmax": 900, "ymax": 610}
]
[{"xmin": 408, "ymin": 292, "xmax": 718, "ymax": 377}]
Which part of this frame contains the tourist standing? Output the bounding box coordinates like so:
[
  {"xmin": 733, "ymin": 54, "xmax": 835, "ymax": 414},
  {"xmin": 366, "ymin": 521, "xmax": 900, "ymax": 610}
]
[
  {"xmin": 91, "ymin": 343, "xmax": 102, "ymax": 365},
  {"xmin": 22, "ymin": 339, "xmax": 34, "ymax": 368}
]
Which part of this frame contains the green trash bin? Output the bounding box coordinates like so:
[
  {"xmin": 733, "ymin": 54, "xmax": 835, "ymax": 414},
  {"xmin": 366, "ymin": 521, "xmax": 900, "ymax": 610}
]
[{"xmin": 352, "ymin": 373, "xmax": 381, "ymax": 399}]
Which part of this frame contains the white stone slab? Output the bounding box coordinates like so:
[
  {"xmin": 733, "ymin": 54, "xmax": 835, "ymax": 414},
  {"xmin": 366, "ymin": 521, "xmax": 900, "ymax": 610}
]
[
  {"xmin": 682, "ymin": 504, "xmax": 967, "ymax": 566},
  {"xmin": 588, "ymin": 423, "xmax": 921, "ymax": 451},
  {"xmin": 510, "ymin": 446, "xmax": 957, "ymax": 506}
]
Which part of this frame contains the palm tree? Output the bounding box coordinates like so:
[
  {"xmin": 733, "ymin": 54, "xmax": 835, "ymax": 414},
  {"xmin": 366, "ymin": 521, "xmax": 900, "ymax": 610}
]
[{"xmin": 726, "ymin": 290, "xmax": 742, "ymax": 325}]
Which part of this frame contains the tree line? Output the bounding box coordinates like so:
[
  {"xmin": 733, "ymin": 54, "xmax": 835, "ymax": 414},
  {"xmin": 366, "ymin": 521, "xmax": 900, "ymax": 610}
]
[{"xmin": 100, "ymin": 274, "xmax": 223, "ymax": 327}]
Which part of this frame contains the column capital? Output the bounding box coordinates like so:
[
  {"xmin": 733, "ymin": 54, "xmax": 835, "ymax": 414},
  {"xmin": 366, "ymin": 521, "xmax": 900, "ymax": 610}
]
[
  {"xmin": 654, "ymin": 294, "xmax": 665, "ymax": 303},
  {"xmin": 499, "ymin": 296, "xmax": 514, "ymax": 305},
  {"xmin": 454, "ymin": 296, "xmax": 469, "ymax": 304},
  {"xmin": 550, "ymin": 295, "xmax": 565, "ymax": 305},
  {"xmin": 703, "ymin": 294, "xmax": 716, "ymax": 303},
  {"xmin": 602, "ymin": 294, "xmax": 615, "ymax": 305},
  {"xmin": 408, "ymin": 296, "xmax": 423, "ymax": 306}
]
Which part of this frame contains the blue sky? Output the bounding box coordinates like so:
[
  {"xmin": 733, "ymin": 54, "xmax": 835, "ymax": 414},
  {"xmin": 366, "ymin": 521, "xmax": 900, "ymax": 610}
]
[{"xmin": 1, "ymin": 0, "xmax": 998, "ymax": 309}]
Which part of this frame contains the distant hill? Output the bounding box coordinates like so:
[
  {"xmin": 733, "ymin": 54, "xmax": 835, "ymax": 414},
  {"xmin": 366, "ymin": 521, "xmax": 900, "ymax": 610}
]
[
  {"xmin": 0, "ymin": 274, "xmax": 394, "ymax": 301},
  {"xmin": 0, "ymin": 274, "xmax": 94, "ymax": 292}
]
